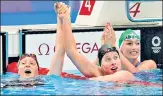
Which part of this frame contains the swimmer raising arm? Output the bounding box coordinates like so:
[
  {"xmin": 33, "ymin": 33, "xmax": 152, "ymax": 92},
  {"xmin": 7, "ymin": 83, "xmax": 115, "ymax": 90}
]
[
  {"xmin": 47, "ymin": 2, "xmax": 66, "ymax": 76},
  {"xmin": 119, "ymin": 29, "xmax": 156, "ymax": 72},
  {"xmin": 102, "ymin": 24, "xmax": 157, "ymax": 73},
  {"xmin": 57, "ymin": 2, "xmax": 101, "ymax": 77},
  {"xmin": 56, "ymin": 2, "xmax": 135, "ymax": 82},
  {"xmin": 15, "ymin": 2, "xmax": 67, "ymax": 79}
]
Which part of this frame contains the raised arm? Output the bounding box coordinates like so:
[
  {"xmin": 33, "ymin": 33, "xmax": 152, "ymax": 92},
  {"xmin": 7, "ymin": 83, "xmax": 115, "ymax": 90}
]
[
  {"xmin": 118, "ymin": 51, "xmax": 139, "ymax": 73},
  {"xmin": 48, "ymin": 3, "xmax": 66, "ymax": 76},
  {"xmin": 59, "ymin": 3, "xmax": 101, "ymax": 77}
]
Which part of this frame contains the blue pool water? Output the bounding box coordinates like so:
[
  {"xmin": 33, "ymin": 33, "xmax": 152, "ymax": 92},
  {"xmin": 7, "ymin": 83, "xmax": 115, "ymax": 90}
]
[{"xmin": 1, "ymin": 69, "xmax": 162, "ymax": 95}]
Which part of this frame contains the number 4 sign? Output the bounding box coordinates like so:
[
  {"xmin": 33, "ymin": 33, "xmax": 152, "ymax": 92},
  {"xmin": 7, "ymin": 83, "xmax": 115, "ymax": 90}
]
[
  {"xmin": 130, "ymin": 3, "xmax": 141, "ymax": 17},
  {"xmin": 126, "ymin": 1, "xmax": 162, "ymax": 22},
  {"xmin": 76, "ymin": 1, "xmax": 161, "ymax": 26},
  {"xmin": 79, "ymin": 0, "xmax": 96, "ymax": 15}
]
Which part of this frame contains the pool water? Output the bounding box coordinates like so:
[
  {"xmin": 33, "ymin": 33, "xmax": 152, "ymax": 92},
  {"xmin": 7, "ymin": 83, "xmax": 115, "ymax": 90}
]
[{"xmin": 1, "ymin": 69, "xmax": 162, "ymax": 95}]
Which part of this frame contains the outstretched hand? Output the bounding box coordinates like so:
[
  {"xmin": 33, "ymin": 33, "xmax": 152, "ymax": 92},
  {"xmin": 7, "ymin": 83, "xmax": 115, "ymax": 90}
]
[
  {"xmin": 54, "ymin": 2, "xmax": 71, "ymax": 19},
  {"xmin": 101, "ymin": 22, "xmax": 116, "ymax": 47}
]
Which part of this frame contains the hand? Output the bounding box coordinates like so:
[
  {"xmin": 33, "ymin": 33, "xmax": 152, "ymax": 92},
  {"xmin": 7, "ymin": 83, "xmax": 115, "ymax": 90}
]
[
  {"xmin": 101, "ymin": 22, "xmax": 116, "ymax": 47},
  {"xmin": 54, "ymin": 2, "xmax": 71, "ymax": 19}
]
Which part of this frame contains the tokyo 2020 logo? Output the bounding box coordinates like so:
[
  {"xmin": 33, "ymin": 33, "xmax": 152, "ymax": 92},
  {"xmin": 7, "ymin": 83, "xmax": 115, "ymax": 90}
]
[{"xmin": 151, "ymin": 36, "xmax": 161, "ymax": 53}]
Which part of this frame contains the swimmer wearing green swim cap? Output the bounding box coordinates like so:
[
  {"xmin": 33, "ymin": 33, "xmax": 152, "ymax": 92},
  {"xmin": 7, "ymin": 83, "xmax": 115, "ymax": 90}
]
[
  {"xmin": 119, "ymin": 29, "xmax": 141, "ymax": 66},
  {"xmin": 119, "ymin": 29, "xmax": 157, "ymax": 72}
]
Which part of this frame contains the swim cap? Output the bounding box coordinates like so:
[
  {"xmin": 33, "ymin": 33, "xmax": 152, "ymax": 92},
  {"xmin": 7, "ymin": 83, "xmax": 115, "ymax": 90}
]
[
  {"xmin": 98, "ymin": 44, "xmax": 119, "ymax": 66},
  {"xmin": 119, "ymin": 29, "xmax": 140, "ymax": 48}
]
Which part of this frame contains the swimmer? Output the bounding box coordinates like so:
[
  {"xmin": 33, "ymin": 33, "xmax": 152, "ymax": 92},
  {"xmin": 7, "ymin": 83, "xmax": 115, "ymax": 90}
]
[
  {"xmin": 5, "ymin": 2, "xmax": 67, "ymax": 79},
  {"xmin": 2, "ymin": 4, "xmax": 66, "ymax": 86},
  {"xmin": 101, "ymin": 23, "xmax": 157, "ymax": 73},
  {"xmin": 119, "ymin": 29, "xmax": 157, "ymax": 72},
  {"xmin": 54, "ymin": 2, "xmax": 135, "ymax": 82}
]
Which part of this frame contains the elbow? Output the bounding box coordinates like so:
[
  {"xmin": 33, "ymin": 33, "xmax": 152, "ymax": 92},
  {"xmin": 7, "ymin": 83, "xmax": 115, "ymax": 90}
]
[
  {"xmin": 83, "ymin": 72, "xmax": 97, "ymax": 78},
  {"xmin": 84, "ymin": 73, "xmax": 93, "ymax": 78},
  {"xmin": 66, "ymin": 47, "xmax": 77, "ymax": 58},
  {"xmin": 148, "ymin": 60, "xmax": 157, "ymax": 69},
  {"xmin": 122, "ymin": 70, "xmax": 136, "ymax": 81},
  {"xmin": 127, "ymin": 71, "xmax": 136, "ymax": 81},
  {"xmin": 82, "ymin": 69, "xmax": 100, "ymax": 78}
]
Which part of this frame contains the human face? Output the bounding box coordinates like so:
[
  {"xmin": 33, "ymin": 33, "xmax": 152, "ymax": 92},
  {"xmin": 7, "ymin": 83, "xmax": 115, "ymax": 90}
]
[
  {"xmin": 101, "ymin": 52, "xmax": 121, "ymax": 75},
  {"xmin": 121, "ymin": 39, "xmax": 140, "ymax": 60},
  {"xmin": 18, "ymin": 56, "xmax": 39, "ymax": 79}
]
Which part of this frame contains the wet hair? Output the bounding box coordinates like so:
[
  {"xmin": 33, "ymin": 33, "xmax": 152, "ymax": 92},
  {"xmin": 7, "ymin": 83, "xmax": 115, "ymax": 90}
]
[
  {"xmin": 98, "ymin": 44, "xmax": 119, "ymax": 66},
  {"xmin": 18, "ymin": 53, "xmax": 40, "ymax": 70}
]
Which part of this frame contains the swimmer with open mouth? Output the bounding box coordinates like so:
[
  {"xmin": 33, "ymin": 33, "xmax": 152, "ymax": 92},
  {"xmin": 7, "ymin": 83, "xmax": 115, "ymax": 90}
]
[
  {"xmin": 17, "ymin": 54, "xmax": 39, "ymax": 79},
  {"xmin": 98, "ymin": 45, "xmax": 121, "ymax": 75}
]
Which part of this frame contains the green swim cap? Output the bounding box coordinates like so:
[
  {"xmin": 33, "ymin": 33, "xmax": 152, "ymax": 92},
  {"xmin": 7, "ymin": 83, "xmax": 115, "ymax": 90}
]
[{"xmin": 119, "ymin": 29, "xmax": 140, "ymax": 48}]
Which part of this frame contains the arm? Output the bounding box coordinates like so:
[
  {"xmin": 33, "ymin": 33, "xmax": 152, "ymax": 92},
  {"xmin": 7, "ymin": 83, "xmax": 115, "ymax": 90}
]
[
  {"xmin": 137, "ymin": 60, "xmax": 157, "ymax": 70},
  {"xmin": 118, "ymin": 49, "xmax": 157, "ymax": 73},
  {"xmin": 119, "ymin": 49, "xmax": 156, "ymax": 72},
  {"xmin": 118, "ymin": 50, "xmax": 139, "ymax": 73},
  {"xmin": 47, "ymin": 4, "xmax": 65, "ymax": 76},
  {"xmin": 61, "ymin": 6, "xmax": 101, "ymax": 77},
  {"xmin": 90, "ymin": 71, "xmax": 161, "ymax": 87},
  {"xmin": 89, "ymin": 70, "xmax": 135, "ymax": 82}
]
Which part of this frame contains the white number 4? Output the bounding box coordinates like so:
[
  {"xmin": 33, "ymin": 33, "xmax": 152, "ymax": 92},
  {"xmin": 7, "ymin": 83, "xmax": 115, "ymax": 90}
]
[{"xmin": 85, "ymin": 0, "xmax": 91, "ymax": 11}]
